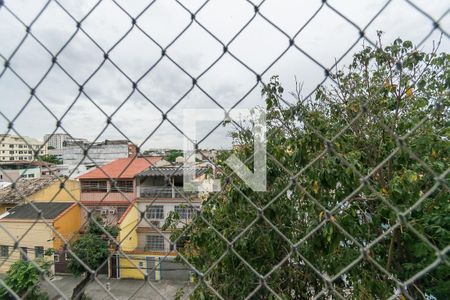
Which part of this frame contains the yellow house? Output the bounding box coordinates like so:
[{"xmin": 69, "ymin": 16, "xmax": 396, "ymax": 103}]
[
  {"xmin": 0, "ymin": 176, "xmax": 80, "ymax": 213},
  {"xmin": 0, "ymin": 202, "xmax": 81, "ymax": 274},
  {"xmin": 114, "ymin": 203, "xmax": 181, "ymax": 280}
]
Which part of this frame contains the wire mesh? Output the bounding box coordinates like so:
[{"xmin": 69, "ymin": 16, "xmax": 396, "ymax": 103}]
[{"xmin": 0, "ymin": 0, "xmax": 449, "ymax": 299}]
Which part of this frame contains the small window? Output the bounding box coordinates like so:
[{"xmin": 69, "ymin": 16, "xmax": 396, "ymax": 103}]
[
  {"xmin": 117, "ymin": 207, "xmax": 127, "ymax": 217},
  {"xmin": 34, "ymin": 246, "xmax": 44, "ymax": 258},
  {"xmin": 65, "ymin": 253, "xmax": 71, "ymax": 261},
  {"xmin": 0, "ymin": 245, "xmax": 8, "ymax": 257},
  {"xmin": 54, "ymin": 254, "xmax": 60, "ymax": 262},
  {"xmin": 138, "ymin": 261, "xmax": 144, "ymax": 268},
  {"xmin": 20, "ymin": 247, "xmax": 28, "ymax": 261},
  {"xmin": 145, "ymin": 235, "xmax": 165, "ymax": 251},
  {"xmin": 175, "ymin": 205, "xmax": 199, "ymax": 219},
  {"xmin": 145, "ymin": 205, "xmax": 164, "ymax": 219},
  {"xmin": 80, "ymin": 180, "xmax": 107, "ymax": 192}
]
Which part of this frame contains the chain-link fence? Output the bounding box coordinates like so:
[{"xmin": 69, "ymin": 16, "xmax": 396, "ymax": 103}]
[{"xmin": 0, "ymin": 0, "xmax": 449, "ymax": 299}]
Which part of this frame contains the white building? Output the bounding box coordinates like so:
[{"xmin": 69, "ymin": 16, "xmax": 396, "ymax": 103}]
[{"xmin": 0, "ymin": 134, "xmax": 47, "ymax": 162}]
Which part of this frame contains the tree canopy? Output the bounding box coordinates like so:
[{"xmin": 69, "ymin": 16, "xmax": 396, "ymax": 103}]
[{"xmin": 170, "ymin": 38, "xmax": 449, "ymax": 299}]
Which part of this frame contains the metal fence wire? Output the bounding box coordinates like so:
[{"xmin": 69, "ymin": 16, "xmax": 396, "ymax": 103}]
[{"xmin": 0, "ymin": 0, "xmax": 449, "ymax": 299}]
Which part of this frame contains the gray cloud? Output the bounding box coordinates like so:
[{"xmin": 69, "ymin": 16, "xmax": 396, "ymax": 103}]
[{"xmin": 0, "ymin": 0, "xmax": 448, "ymax": 149}]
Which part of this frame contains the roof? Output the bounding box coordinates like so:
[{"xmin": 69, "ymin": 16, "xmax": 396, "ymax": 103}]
[
  {"xmin": 0, "ymin": 176, "xmax": 57, "ymax": 204},
  {"xmin": 0, "ymin": 202, "xmax": 73, "ymax": 220},
  {"xmin": 137, "ymin": 167, "xmax": 206, "ymax": 177},
  {"xmin": 0, "ymin": 134, "xmax": 43, "ymax": 146},
  {"xmin": 78, "ymin": 157, "xmax": 163, "ymax": 180}
]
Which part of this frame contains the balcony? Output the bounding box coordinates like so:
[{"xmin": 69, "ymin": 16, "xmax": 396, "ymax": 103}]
[{"xmin": 139, "ymin": 186, "xmax": 195, "ymax": 199}]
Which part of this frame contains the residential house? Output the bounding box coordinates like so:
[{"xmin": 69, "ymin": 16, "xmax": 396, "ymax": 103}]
[
  {"xmin": 77, "ymin": 156, "xmax": 162, "ymax": 226},
  {"xmin": 0, "ymin": 176, "xmax": 80, "ymax": 214},
  {"xmin": 0, "ymin": 202, "xmax": 81, "ymax": 274},
  {"xmin": 115, "ymin": 165, "xmax": 207, "ymax": 280}
]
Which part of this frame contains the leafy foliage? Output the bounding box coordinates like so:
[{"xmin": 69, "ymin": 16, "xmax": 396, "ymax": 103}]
[
  {"xmin": 38, "ymin": 154, "xmax": 62, "ymax": 165},
  {"xmin": 68, "ymin": 217, "xmax": 117, "ymax": 276},
  {"xmin": 165, "ymin": 149, "xmax": 183, "ymax": 163},
  {"xmin": 170, "ymin": 38, "xmax": 449, "ymax": 299},
  {"xmin": 68, "ymin": 218, "xmax": 118, "ymax": 299},
  {"xmin": 0, "ymin": 258, "xmax": 51, "ymax": 299}
]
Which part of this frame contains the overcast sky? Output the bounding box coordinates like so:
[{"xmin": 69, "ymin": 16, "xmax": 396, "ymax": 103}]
[{"xmin": 0, "ymin": 0, "xmax": 448, "ymax": 149}]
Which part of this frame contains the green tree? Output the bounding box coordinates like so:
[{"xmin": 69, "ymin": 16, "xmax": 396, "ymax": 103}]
[
  {"xmin": 0, "ymin": 257, "xmax": 52, "ymax": 299},
  {"xmin": 169, "ymin": 38, "xmax": 449, "ymax": 299},
  {"xmin": 68, "ymin": 218, "xmax": 118, "ymax": 300},
  {"xmin": 165, "ymin": 150, "xmax": 183, "ymax": 163},
  {"xmin": 38, "ymin": 154, "xmax": 62, "ymax": 165}
]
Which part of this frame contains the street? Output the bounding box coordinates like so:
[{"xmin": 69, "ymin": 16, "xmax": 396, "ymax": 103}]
[{"xmin": 41, "ymin": 276, "xmax": 192, "ymax": 300}]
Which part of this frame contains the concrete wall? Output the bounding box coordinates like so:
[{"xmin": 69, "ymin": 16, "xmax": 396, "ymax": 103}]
[
  {"xmin": 0, "ymin": 221, "xmax": 54, "ymax": 273},
  {"xmin": 63, "ymin": 143, "xmax": 129, "ymax": 166}
]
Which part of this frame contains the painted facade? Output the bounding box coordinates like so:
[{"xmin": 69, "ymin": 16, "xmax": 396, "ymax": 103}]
[
  {"xmin": 0, "ymin": 178, "xmax": 80, "ymax": 214},
  {"xmin": 0, "ymin": 203, "xmax": 81, "ymax": 274}
]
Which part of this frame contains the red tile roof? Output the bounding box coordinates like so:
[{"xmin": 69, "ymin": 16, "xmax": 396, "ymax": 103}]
[{"xmin": 78, "ymin": 157, "xmax": 162, "ymax": 179}]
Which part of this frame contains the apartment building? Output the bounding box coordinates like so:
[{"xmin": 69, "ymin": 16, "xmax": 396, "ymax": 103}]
[
  {"xmin": 115, "ymin": 165, "xmax": 207, "ymax": 280},
  {"xmin": 44, "ymin": 133, "xmax": 88, "ymax": 160},
  {"xmin": 0, "ymin": 134, "xmax": 47, "ymax": 161},
  {"xmin": 77, "ymin": 156, "xmax": 163, "ymax": 225}
]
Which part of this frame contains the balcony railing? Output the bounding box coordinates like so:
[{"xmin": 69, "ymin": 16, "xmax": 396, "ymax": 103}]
[{"xmin": 139, "ymin": 186, "xmax": 196, "ymax": 198}]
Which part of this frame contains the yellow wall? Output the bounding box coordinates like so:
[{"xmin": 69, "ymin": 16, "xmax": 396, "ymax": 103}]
[
  {"xmin": 0, "ymin": 180, "xmax": 80, "ymax": 214},
  {"xmin": 118, "ymin": 205, "xmax": 139, "ymax": 252},
  {"xmin": 119, "ymin": 254, "xmax": 162, "ymax": 280},
  {"xmin": 0, "ymin": 221, "xmax": 54, "ymax": 273},
  {"xmin": 29, "ymin": 179, "xmax": 80, "ymax": 202},
  {"xmin": 53, "ymin": 204, "xmax": 81, "ymax": 250},
  {"xmin": 0, "ymin": 205, "xmax": 15, "ymax": 214}
]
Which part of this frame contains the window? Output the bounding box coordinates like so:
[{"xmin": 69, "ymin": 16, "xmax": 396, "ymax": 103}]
[
  {"xmin": 35, "ymin": 246, "xmax": 44, "ymax": 258},
  {"xmin": 80, "ymin": 180, "xmax": 107, "ymax": 192},
  {"xmin": 175, "ymin": 205, "xmax": 199, "ymax": 219},
  {"xmin": 65, "ymin": 253, "xmax": 71, "ymax": 261},
  {"xmin": 110, "ymin": 180, "xmax": 133, "ymax": 193},
  {"xmin": 145, "ymin": 235, "xmax": 165, "ymax": 251},
  {"xmin": 117, "ymin": 207, "xmax": 127, "ymax": 217},
  {"xmin": 54, "ymin": 254, "xmax": 60, "ymax": 262},
  {"xmin": 0, "ymin": 245, "xmax": 8, "ymax": 257},
  {"xmin": 28, "ymin": 174, "xmax": 34, "ymax": 178},
  {"xmin": 146, "ymin": 205, "xmax": 164, "ymax": 219},
  {"xmin": 20, "ymin": 247, "xmax": 27, "ymax": 261}
]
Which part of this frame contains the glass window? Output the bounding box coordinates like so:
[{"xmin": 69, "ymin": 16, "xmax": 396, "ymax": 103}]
[
  {"xmin": 116, "ymin": 207, "xmax": 127, "ymax": 218},
  {"xmin": 35, "ymin": 246, "xmax": 44, "ymax": 258},
  {"xmin": 145, "ymin": 235, "xmax": 165, "ymax": 251},
  {"xmin": 146, "ymin": 205, "xmax": 164, "ymax": 219},
  {"xmin": 110, "ymin": 180, "xmax": 133, "ymax": 193},
  {"xmin": 54, "ymin": 254, "xmax": 60, "ymax": 262},
  {"xmin": 175, "ymin": 205, "xmax": 199, "ymax": 219},
  {"xmin": 0, "ymin": 245, "xmax": 8, "ymax": 257},
  {"xmin": 80, "ymin": 180, "xmax": 107, "ymax": 192}
]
